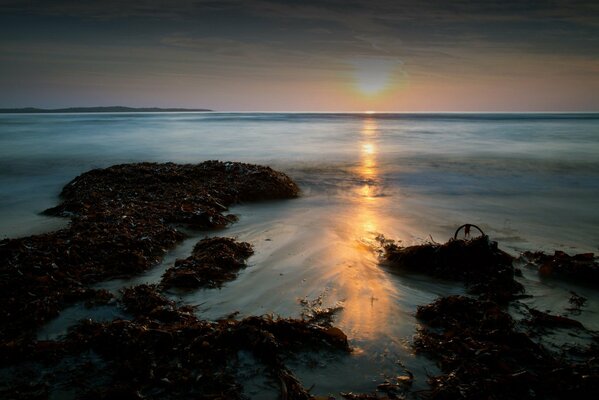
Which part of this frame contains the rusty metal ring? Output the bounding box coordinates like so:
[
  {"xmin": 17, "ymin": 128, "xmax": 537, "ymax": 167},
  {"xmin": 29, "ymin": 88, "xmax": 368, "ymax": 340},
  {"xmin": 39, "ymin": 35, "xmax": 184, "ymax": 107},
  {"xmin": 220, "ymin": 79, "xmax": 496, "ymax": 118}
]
[{"xmin": 453, "ymin": 224, "xmax": 485, "ymax": 240}]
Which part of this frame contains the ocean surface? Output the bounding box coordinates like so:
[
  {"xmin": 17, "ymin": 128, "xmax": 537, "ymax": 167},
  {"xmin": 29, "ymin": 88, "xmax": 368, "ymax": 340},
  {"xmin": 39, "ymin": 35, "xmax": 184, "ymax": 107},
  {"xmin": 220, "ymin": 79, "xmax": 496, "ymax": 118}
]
[{"xmin": 2, "ymin": 112, "xmax": 599, "ymax": 396}]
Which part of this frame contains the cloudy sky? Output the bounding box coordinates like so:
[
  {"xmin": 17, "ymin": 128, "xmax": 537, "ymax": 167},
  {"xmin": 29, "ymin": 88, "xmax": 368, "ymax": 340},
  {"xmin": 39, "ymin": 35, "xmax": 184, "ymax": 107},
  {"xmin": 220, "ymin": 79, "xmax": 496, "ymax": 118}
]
[{"xmin": 1, "ymin": 0, "xmax": 598, "ymax": 111}]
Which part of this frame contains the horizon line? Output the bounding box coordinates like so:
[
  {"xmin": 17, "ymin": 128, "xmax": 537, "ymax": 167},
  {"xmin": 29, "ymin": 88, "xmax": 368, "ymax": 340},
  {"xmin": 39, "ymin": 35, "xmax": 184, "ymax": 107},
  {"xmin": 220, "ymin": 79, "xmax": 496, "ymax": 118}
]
[{"xmin": 1, "ymin": 107, "xmax": 598, "ymax": 114}]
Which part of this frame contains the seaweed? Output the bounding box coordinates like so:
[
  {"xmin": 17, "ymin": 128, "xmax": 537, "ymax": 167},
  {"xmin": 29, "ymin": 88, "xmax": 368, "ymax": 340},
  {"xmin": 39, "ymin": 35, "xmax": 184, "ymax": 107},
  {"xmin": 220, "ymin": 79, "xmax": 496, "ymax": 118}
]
[
  {"xmin": 377, "ymin": 231, "xmax": 599, "ymax": 399},
  {"xmin": 161, "ymin": 237, "xmax": 254, "ymax": 289},
  {"xmin": 413, "ymin": 295, "xmax": 599, "ymax": 399},
  {"xmin": 384, "ymin": 235, "xmax": 522, "ymax": 302},
  {"xmin": 0, "ymin": 161, "xmax": 354, "ymax": 399},
  {"xmin": 1, "ymin": 285, "xmax": 350, "ymax": 400},
  {"xmin": 520, "ymin": 250, "xmax": 599, "ymax": 285},
  {"xmin": 0, "ymin": 161, "xmax": 298, "ymax": 342}
]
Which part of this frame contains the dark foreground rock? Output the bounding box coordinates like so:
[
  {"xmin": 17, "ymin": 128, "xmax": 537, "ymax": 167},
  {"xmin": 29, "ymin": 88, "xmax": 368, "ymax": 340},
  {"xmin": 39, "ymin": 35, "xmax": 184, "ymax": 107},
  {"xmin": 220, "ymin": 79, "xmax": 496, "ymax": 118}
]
[
  {"xmin": 384, "ymin": 235, "xmax": 523, "ymax": 301},
  {"xmin": 0, "ymin": 161, "xmax": 298, "ymax": 342}
]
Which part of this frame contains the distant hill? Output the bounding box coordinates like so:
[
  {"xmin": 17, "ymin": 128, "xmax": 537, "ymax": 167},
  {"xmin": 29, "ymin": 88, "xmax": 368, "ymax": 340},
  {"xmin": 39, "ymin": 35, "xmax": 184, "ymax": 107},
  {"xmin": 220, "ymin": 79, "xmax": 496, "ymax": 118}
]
[{"xmin": 0, "ymin": 106, "xmax": 212, "ymax": 113}]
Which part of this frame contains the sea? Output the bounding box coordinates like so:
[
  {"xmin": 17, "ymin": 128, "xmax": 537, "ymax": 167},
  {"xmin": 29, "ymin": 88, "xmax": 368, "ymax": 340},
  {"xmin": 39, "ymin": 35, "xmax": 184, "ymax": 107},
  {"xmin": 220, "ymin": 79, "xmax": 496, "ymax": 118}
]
[{"xmin": 1, "ymin": 112, "xmax": 599, "ymax": 396}]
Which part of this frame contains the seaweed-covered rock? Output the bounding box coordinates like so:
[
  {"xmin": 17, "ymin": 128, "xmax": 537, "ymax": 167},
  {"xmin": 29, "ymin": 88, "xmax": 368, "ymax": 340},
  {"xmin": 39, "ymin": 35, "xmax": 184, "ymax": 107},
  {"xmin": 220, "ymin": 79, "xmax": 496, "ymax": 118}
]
[
  {"xmin": 0, "ymin": 161, "xmax": 298, "ymax": 342},
  {"xmin": 521, "ymin": 250, "xmax": 599, "ymax": 285},
  {"xmin": 3, "ymin": 285, "xmax": 349, "ymax": 400},
  {"xmin": 120, "ymin": 284, "xmax": 176, "ymax": 315},
  {"xmin": 161, "ymin": 237, "xmax": 254, "ymax": 289},
  {"xmin": 416, "ymin": 295, "xmax": 513, "ymax": 331},
  {"xmin": 526, "ymin": 308, "xmax": 584, "ymax": 329},
  {"xmin": 44, "ymin": 161, "xmax": 299, "ymax": 222},
  {"xmin": 414, "ymin": 295, "xmax": 599, "ymax": 399},
  {"xmin": 384, "ymin": 235, "xmax": 522, "ymax": 301}
]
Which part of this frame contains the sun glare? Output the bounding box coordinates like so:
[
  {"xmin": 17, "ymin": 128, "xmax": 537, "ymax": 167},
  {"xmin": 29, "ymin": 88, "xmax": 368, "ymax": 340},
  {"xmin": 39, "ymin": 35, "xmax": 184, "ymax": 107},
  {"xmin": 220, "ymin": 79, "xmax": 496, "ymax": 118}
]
[
  {"xmin": 362, "ymin": 143, "xmax": 375, "ymax": 155},
  {"xmin": 351, "ymin": 58, "xmax": 399, "ymax": 96}
]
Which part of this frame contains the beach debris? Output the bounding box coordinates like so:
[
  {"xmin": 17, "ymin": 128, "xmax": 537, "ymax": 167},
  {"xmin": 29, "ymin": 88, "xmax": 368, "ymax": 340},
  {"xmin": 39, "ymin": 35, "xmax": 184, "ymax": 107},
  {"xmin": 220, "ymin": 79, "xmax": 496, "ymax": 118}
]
[
  {"xmin": 520, "ymin": 250, "xmax": 599, "ymax": 285},
  {"xmin": 384, "ymin": 234, "xmax": 522, "ymax": 301},
  {"xmin": 453, "ymin": 223, "xmax": 485, "ymax": 240},
  {"xmin": 161, "ymin": 237, "xmax": 254, "ymax": 289},
  {"xmin": 299, "ymin": 293, "xmax": 344, "ymax": 328}
]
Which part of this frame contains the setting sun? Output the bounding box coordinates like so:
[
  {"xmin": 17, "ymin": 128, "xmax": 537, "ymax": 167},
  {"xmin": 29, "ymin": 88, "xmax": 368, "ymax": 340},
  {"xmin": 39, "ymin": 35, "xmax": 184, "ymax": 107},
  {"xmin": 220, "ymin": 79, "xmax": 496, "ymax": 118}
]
[
  {"xmin": 351, "ymin": 58, "xmax": 400, "ymax": 96},
  {"xmin": 362, "ymin": 143, "xmax": 375, "ymax": 155}
]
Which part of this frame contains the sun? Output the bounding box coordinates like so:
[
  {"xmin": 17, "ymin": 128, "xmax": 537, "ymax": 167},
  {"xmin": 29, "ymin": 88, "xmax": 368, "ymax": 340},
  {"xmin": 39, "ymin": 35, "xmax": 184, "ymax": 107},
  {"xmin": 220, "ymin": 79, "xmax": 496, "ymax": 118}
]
[
  {"xmin": 362, "ymin": 143, "xmax": 375, "ymax": 155},
  {"xmin": 350, "ymin": 57, "xmax": 400, "ymax": 96}
]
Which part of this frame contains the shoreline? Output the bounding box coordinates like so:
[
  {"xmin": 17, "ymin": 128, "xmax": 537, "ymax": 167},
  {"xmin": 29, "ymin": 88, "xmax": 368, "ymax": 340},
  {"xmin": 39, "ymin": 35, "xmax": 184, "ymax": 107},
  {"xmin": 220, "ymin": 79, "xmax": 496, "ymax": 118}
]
[
  {"xmin": 1, "ymin": 161, "xmax": 299, "ymax": 341},
  {"xmin": 2, "ymin": 111, "xmax": 597, "ymax": 255},
  {"xmin": 1, "ymin": 161, "xmax": 598, "ymax": 398},
  {"xmin": 0, "ymin": 107, "xmax": 212, "ymax": 114}
]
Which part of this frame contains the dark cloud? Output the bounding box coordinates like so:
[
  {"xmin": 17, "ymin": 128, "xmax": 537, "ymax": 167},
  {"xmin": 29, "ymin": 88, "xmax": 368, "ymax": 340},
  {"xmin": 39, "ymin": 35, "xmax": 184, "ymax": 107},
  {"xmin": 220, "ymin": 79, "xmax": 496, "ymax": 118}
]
[{"xmin": 2, "ymin": 0, "xmax": 598, "ymax": 22}]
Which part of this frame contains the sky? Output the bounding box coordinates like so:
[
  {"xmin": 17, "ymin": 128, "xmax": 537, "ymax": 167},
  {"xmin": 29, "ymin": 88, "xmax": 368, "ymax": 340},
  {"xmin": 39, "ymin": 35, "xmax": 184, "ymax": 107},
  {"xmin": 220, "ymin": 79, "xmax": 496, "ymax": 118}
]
[{"xmin": 1, "ymin": 0, "xmax": 598, "ymax": 111}]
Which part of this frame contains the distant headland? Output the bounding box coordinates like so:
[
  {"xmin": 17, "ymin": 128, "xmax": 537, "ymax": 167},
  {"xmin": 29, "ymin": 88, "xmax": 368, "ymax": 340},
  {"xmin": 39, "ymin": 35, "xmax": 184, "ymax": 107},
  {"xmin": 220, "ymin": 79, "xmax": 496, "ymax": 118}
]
[{"xmin": 0, "ymin": 106, "xmax": 212, "ymax": 113}]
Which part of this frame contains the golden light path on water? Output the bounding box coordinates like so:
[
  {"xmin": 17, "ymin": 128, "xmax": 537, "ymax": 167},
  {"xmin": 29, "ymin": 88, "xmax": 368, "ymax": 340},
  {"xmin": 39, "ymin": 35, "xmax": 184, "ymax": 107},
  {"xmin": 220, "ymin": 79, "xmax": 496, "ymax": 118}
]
[
  {"xmin": 331, "ymin": 117, "xmax": 400, "ymax": 341},
  {"xmin": 86, "ymin": 116, "xmax": 406, "ymax": 346}
]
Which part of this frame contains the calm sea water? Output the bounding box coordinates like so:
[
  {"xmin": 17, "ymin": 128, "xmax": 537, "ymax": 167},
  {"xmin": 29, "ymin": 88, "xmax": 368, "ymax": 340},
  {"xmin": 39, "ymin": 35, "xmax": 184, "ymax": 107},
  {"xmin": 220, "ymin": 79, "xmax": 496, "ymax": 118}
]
[
  {"xmin": 2, "ymin": 112, "xmax": 598, "ymax": 250},
  {"xmin": 2, "ymin": 112, "xmax": 599, "ymax": 395}
]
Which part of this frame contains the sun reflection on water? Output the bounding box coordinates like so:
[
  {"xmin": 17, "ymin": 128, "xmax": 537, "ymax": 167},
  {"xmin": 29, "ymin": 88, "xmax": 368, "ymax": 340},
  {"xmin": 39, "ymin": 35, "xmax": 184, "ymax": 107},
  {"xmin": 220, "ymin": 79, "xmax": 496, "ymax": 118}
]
[
  {"xmin": 362, "ymin": 143, "xmax": 375, "ymax": 154},
  {"xmin": 357, "ymin": 120, "xmax": 379, "ymax": 198},
  {"xmin": 332, "ymin": 117, "xmax": 398, "ymax": 340}
]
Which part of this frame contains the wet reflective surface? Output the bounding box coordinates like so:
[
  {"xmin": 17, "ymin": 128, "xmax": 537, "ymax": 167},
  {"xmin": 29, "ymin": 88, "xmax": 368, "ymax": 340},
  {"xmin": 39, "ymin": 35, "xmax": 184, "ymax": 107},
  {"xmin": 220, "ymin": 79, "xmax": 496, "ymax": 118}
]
[{"xmin": 4, "ymin": 112, "xmax": 599, "ymax": 395}]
